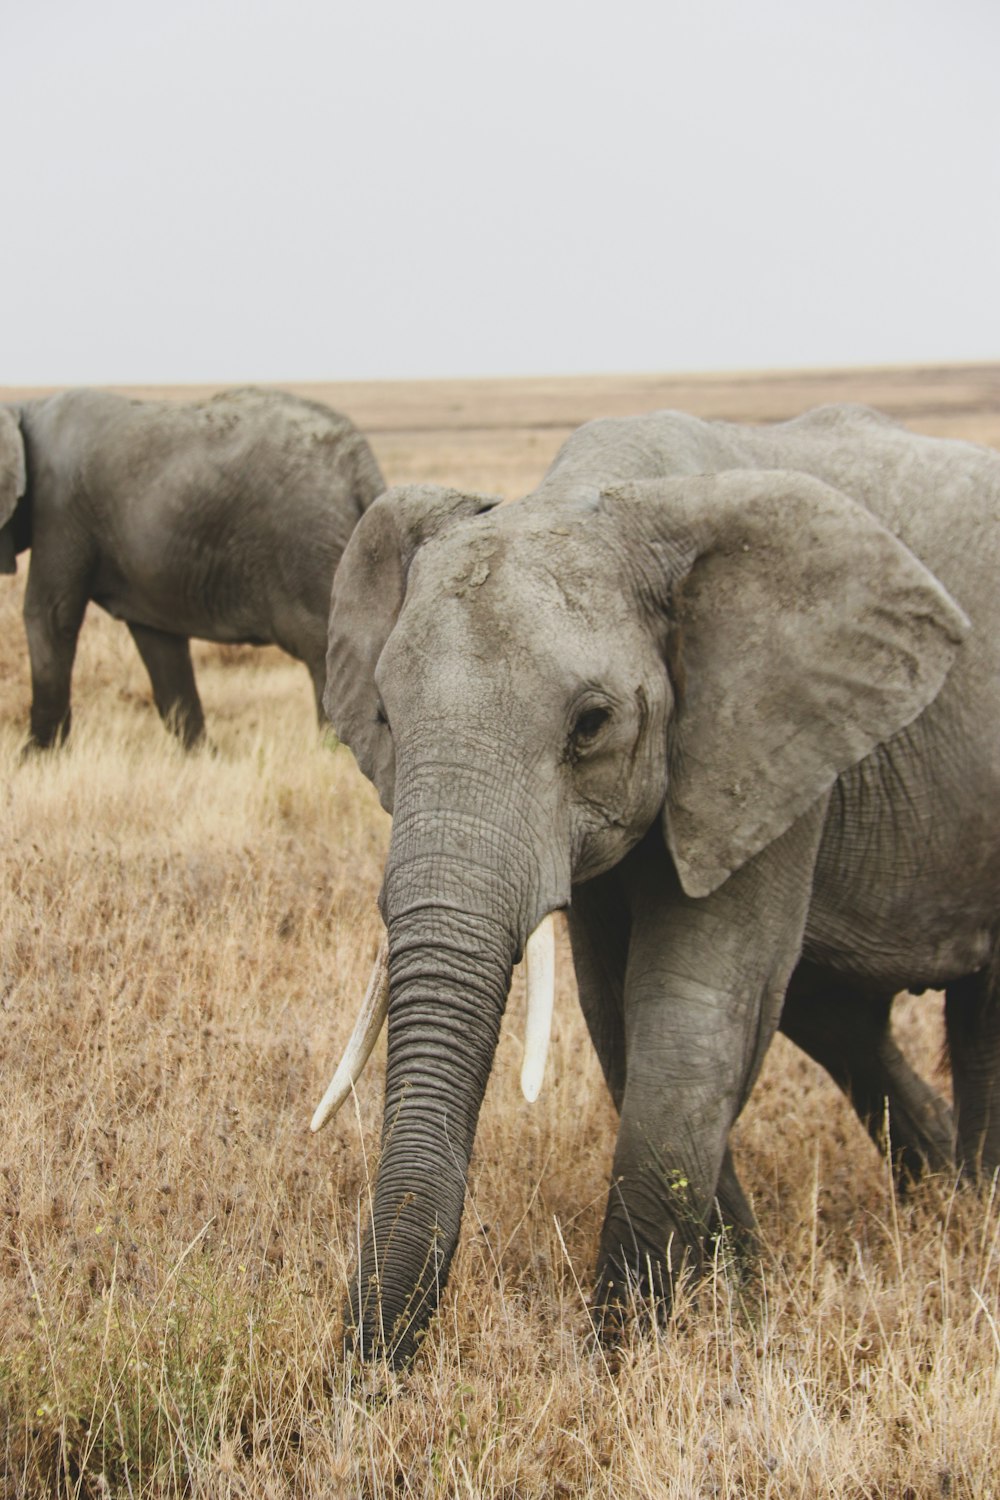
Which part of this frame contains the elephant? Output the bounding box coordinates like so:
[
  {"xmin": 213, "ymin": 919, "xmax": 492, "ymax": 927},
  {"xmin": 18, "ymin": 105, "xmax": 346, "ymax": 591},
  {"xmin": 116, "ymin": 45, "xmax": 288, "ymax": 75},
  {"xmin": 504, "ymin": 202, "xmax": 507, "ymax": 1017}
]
[
  {"xmin": 315, "ymin": 402, "xmax": 1000, "ymax": 1365},
  {"xmin": 0, "ymin": 387, "xmax": 384, "ymax": 748}
]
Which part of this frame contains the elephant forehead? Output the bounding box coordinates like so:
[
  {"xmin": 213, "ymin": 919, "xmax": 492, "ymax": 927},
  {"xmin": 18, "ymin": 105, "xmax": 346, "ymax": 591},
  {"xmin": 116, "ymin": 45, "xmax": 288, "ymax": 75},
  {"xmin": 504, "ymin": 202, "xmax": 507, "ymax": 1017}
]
[
  {"xmin": 385, "ymin": 550, "xmax": 642, "ymax": 721},
  {"xmin": 411, "ymin": 515, "xmax": 625, "ymax": 628}
]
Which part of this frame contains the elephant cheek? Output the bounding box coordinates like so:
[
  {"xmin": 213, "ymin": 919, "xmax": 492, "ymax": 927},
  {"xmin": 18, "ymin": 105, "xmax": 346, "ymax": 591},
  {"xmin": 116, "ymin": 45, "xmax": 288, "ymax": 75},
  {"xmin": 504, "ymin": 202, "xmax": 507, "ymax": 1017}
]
[{"xmin": 572, "ymin": 754, "xmax": 667, "ymax": 883}]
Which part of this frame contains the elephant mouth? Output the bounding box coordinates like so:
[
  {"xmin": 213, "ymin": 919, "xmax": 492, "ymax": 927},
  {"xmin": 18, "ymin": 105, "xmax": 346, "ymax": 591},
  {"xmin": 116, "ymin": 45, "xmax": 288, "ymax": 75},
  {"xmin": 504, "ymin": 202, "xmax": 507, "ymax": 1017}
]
[{"xmin": 310, "ymin": 911, "xmax": 558, "ymax": 1134}]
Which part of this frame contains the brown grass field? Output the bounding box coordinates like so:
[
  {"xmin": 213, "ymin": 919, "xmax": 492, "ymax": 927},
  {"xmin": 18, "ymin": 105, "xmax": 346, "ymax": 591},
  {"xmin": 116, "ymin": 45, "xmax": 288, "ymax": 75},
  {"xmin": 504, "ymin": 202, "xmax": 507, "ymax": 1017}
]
[{"xmin": 1, "ymin": 367, "xmax": 999, "ymax": 1498}]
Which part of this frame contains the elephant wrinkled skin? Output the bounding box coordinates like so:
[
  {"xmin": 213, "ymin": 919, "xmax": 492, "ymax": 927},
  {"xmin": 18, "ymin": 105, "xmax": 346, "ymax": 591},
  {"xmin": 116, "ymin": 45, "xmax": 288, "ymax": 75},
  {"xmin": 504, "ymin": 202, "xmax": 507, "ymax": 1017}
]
[
  {"xmin": 323, "ymin": 404, "xmax": 1000, "ymax": 1364},
  {"xmin": 0, "ymin": 387, "xmax": 384, "ymax": 747}
]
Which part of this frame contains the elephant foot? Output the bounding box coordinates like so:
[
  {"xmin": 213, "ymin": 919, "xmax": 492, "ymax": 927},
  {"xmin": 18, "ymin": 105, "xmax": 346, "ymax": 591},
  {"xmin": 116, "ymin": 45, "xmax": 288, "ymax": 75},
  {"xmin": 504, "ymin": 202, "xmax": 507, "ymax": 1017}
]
[
  {"xmin": 166, "ymin": 712, "xmax": 208, "ymax": 752},
  {"xmin": 19, "ymin": 730, "xmax": 64, "ymax": 760},
  {"xmin": 592, "ymin": 1190, "xmax": 761, "ymax": 1349},
  {"xmin": 590, "ymin": 1211, "xmax": 700, "ymax": 1344}
]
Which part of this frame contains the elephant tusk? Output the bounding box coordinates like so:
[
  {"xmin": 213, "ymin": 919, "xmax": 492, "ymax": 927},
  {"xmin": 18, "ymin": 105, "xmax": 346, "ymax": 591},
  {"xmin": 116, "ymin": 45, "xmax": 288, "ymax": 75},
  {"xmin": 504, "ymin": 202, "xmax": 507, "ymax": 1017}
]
[
  {"xmin": 520, "ymin": 914, "xmax": 556, "ymax": 1103},
  {"xmin": 310, "ymin": 934, "xmax": 390, "ymax": 1133}
]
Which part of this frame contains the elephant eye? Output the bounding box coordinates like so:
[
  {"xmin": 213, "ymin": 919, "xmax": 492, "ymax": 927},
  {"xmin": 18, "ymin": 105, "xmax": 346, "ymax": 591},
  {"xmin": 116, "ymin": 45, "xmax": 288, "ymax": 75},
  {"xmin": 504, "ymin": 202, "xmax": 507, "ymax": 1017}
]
[
  {"xmin": 375, "ymin": 698, "xmax": 389, "ymax": 729},
  {"xmin": 569, "ymin": 704, "xmax": 611, "ymax": 754}
]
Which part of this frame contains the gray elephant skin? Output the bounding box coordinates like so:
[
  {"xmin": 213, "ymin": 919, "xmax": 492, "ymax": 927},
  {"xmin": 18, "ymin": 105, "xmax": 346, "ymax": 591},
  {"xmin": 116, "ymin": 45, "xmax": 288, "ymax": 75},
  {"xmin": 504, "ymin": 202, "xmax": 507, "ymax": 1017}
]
[
  {"xmin": 324, "ymin": 403, "xmax": 1000, "ymax": 1364},
  {"xmin": 0, "ymin": 387, "xmax": 384, "ymax": 747}
]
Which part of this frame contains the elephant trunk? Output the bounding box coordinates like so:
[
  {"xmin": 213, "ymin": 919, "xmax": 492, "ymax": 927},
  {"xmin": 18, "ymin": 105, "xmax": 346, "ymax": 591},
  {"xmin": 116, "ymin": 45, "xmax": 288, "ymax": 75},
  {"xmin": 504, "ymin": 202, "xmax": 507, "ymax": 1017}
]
[
  {"xmin": 347, "ymin": 762, "xmax": 559, "ymax": 1364},
  {"xmin": 348, "ymin": 901, "xmax": 514, "ymax": 1362}
]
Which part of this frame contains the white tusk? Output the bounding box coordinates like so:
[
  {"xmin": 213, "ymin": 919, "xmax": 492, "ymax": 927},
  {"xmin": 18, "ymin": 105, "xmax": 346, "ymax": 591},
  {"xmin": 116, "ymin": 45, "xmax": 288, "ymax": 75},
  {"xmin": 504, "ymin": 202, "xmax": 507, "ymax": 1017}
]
[
  {"xmin": 520, "ymin": 914, "xmax": 556, "ymax": 1103},
  {"xmin": 310, "ymin": 934, "xmax": 390, "ymax": 1132}
]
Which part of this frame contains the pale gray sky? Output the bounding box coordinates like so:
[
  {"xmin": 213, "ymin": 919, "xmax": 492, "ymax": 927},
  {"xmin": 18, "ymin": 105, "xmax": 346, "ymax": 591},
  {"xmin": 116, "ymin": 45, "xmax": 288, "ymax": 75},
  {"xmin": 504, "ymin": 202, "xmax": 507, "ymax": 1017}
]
[{"xmin": 5, "ymin": 0, "xmax": 999, "ymax": 384}]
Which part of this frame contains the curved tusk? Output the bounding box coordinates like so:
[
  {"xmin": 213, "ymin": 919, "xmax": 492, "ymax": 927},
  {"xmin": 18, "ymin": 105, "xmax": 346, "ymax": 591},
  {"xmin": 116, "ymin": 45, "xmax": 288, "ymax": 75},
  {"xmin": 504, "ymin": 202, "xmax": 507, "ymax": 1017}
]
[
  {"xmin": 520, "ymin": 913, "xmax": 556, "ymax": 1103},
  {"xmin": 310, "ymin": 934, "xmax": 390, "ymax": 1133}
]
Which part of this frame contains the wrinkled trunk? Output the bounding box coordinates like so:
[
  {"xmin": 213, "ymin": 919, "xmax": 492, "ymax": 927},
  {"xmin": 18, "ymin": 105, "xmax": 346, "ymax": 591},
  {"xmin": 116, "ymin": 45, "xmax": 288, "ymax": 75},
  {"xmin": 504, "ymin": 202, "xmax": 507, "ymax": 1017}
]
[
  {"xmin": 347, "ymin": 759, "xmax": 558, "ymax": 1363},
  {"xmin": 347, "ymin": 902, "xmax": 514, "ymax": 1362}
]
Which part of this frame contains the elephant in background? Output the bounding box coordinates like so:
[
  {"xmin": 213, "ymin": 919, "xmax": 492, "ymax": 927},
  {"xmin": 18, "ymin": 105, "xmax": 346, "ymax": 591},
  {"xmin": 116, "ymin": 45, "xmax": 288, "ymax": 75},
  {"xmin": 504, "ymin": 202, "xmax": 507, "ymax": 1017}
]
[
  {"xmin": 0, "ymin": 387, "xmax": 384, "ymax": 748},
  {"xmin": 316, "ymin": 403, "xmax": 1000, "ymax": 1364}
]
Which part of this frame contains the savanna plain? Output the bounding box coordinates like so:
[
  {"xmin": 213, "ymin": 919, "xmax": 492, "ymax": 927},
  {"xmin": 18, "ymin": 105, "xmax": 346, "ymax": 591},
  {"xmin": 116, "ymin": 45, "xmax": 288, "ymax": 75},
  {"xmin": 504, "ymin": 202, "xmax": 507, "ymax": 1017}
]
[{"xmin": 1, "ymin": 367, "xmax": 999, "ymax": 1499}]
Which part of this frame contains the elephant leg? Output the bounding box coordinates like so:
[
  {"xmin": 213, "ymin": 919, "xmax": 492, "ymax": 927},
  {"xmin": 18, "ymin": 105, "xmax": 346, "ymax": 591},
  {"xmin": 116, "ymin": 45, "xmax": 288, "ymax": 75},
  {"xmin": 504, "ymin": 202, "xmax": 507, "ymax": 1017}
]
[
  {"xmin": 593, "ymin": 810, "xmax": 824, "ymax": 1321},
  {"xmin": 781, "ymin": 963, "xmax": 954, "ymax": 1183},
  {"xmin": 566, "ymin": 871, "xmax": 631, "ymax": 1111},
  {"xmin": 308, "ymin": 658, "xmax": 328, "ymax": 727},
  {"xmin": 712, "ymin": 1146, "xmax": 757, "ymax": 1243},
  {"xmin": 568, "ymin": 871, "xmax": 757, "ymax": 1248},
  {"xmin": 946, "ymin": 959, "xmax": 1000, "ymax": 1179},
  {"xmin": 126, "ymin": 622, "xmax": 206, "ymax": 748},
  {"xmin": 272, "ymin": 609, "xmax": 329, "ymax": 728},
  {"xmin": 23, "ymin": 564, "xmax": 89, "ymax": 748}
]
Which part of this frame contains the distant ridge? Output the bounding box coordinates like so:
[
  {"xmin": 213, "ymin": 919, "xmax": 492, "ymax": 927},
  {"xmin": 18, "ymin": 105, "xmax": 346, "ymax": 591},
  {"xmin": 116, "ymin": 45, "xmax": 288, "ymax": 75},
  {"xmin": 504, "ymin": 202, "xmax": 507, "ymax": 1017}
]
[{"xmin": 5, "ymin": 365, "xmax": 998, "ymax": 495}]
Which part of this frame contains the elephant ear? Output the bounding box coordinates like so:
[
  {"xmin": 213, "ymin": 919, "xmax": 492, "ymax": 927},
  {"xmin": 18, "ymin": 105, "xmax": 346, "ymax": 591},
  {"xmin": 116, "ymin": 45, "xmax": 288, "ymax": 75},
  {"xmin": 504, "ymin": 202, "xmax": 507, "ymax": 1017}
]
[
  {"xmin": 325, "ymin": 483, "xmax": 502, "ymax": 811},
  {"xmin": 0, "ymin": 408, "xmax": 26, "ymax": 574},
  {"xmin": 603, "ymin": 470, "xmax": 970, "ymax": 899}
]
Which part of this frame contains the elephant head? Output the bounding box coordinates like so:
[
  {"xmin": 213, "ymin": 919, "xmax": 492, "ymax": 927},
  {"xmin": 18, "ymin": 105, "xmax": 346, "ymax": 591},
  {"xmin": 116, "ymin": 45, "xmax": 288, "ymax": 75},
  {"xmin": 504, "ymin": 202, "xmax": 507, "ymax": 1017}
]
[
  {"xmin": 317, "ymin": 458, "xmax": 966, "ymax": 1364},
  {"xmin": 0, "ymin": 407, "xmax": 26, "ymax": 574}
]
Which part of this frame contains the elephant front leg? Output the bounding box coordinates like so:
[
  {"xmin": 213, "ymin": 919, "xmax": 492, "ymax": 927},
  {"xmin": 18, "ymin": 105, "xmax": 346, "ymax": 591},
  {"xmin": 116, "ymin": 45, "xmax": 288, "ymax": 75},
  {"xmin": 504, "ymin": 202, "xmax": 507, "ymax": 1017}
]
[
  {"xmin": 594, "ymin": 978, "xmax": 773, "ymax": 1317},
  {"xmin": 23, "ymin": 565, "xmax": 90, "ymax": 748},
  {"xmin": 593, "ymin": 810, "xmax": 825, "ymax": 1327},
  {"xmin": 566, "ymin": 870, "xmax": 631, "ymax": 1111},
  {"xmin": 569, "ymin": 868, "xmax": 757, "ymax": 1247},
  {"xmin": 127, "ymin": 622, "xmax": 206, "ymax": 747}
]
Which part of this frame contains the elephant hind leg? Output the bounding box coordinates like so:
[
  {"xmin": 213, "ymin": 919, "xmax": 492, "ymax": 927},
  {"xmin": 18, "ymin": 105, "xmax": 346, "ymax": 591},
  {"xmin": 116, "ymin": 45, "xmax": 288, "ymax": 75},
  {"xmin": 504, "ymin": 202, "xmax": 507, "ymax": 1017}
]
[
  {"xmin": 273, "ymin": 617, "xmax": 329, "ymax": 728},
  {"xmin": 127, "ymin": 623, "xmax": 206, "ymax": 748},
  {"xmin": 781, "ymin": 963, "xmax": 954, "ymax": 1185},
  {"xmin": 308, "ymin": 657, "xmax": 328, "ymax": 726},
  {"xmin": 946, "ymin": 959, "xmax": 1000, "ymax": 1180},
  {"xmin": 295, "ymin": 623, "xmax": 330, "ymax": 728}
]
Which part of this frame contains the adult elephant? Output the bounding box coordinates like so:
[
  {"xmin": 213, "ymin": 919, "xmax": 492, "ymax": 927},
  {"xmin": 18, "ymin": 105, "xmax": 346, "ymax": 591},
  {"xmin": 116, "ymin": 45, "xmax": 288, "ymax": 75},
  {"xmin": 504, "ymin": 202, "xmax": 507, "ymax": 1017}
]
[
  {"xmin": 316, "ymin": 404, "xmax": 1000, "ymax": 1365},
  {"xmin": 0, "ymin": 387, "xmax": 384, "ymax": 748}
]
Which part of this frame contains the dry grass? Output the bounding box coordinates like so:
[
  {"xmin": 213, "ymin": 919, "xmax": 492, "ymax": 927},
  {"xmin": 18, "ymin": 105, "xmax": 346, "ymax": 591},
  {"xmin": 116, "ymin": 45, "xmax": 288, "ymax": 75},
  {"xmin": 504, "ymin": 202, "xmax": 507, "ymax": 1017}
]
[{"xmin": 1, "ymin": 373, "xmax": 999, "ymax": 1497}]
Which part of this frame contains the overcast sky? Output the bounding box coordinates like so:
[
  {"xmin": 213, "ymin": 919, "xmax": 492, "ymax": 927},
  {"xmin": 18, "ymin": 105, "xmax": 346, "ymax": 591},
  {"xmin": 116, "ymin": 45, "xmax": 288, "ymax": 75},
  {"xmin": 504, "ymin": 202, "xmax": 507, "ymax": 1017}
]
[{"xmin": 5, "ymin": 0, "xmax": 999, "ymax": 385}]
